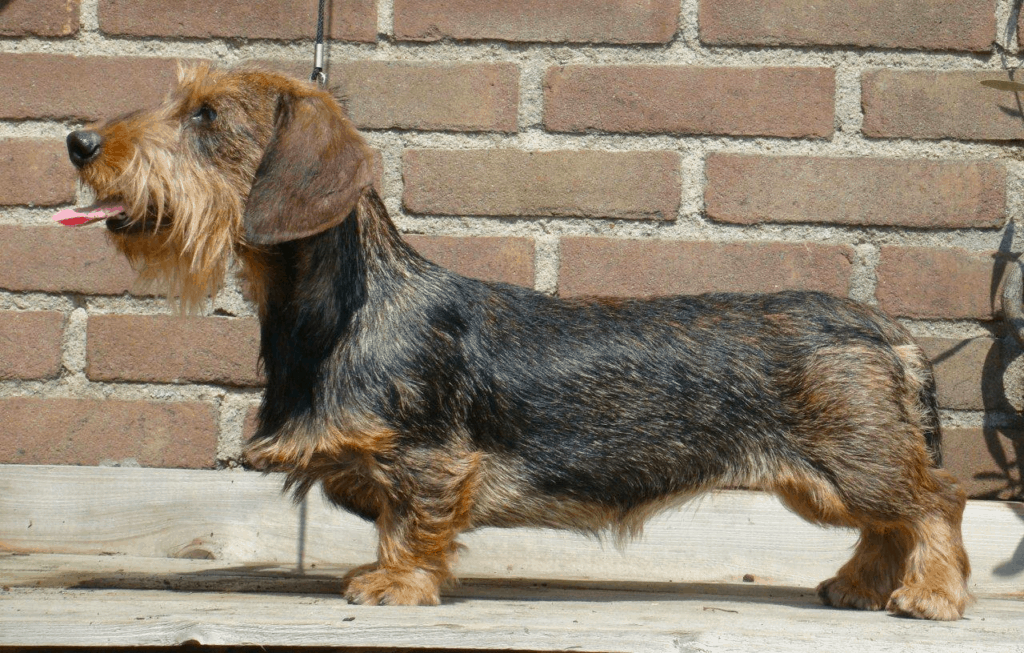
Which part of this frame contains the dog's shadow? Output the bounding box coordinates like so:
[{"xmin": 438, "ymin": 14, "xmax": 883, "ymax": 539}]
[{"xmin": 57, "ymin": 563, "xmax": 827, "ymax": 612}]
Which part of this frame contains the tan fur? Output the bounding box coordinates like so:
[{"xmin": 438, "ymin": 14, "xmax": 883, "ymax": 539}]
[{"xmin": 75, "ymin": 63, "xmax": 349, "ymax": 312}]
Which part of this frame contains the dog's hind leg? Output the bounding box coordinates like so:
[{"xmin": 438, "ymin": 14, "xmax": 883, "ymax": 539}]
[
  {"xmin": 772, "ymin": 462, "xmax": 969, "ymax": 620},
  {"xmin": 772, "ymin": 343, "xmax": 970, "ymax": 620},
  {"xmin": 884, "ymin": 467, "xmax": 971, "ymax": 620},
  {"xmin": 771, "ymin": 472, "xmax": 906, "ymax": 611}
]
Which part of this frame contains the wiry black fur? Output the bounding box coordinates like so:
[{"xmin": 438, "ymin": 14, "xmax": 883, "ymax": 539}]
[{"xmin": 249, "ymin": 189, "xmax": 944, "ymax": 525}]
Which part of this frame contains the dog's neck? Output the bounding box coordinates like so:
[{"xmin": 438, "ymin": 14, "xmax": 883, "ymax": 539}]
[{"xmin": 245, "ymin": 188, "xmax": 425, "ymax": 439}]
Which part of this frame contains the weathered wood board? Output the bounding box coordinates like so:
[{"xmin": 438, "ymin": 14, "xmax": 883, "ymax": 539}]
[
  {"xmin": 1, "ymin": 554, "xmax": 1023, "ymax": 652},
  {"xmin": 1, "ymin": 465, "xmax": 1022, "ymax": 651},
  {"xmin": 1, "ymin": 464, "xmax": 1022, "ymax": 594}
]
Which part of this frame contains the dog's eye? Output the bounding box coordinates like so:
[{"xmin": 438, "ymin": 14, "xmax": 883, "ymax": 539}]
[{"xmin": 192, "ymin": 105, "xmax": 217, "ymax": 124}]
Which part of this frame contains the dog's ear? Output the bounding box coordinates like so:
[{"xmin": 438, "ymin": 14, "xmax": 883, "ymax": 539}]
[{"xmin": 243, "ymin": 92, "xmax": 373, "ymax": 245}]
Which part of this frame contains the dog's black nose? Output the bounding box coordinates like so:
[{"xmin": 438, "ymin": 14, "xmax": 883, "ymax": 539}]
[{"xmin": 67, "ymin": 130, "xmax": 103, "ymax": 168}]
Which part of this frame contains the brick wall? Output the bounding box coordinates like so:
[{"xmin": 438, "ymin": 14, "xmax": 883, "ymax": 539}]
[{"xmin": 1, "ymin": 0, "xmax": 1022, "ymax": 501}]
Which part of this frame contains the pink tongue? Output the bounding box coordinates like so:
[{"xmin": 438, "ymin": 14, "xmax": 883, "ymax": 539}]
[{"xmin": 53, "ymin": 203, "xmax": 125, "ymax": 227}]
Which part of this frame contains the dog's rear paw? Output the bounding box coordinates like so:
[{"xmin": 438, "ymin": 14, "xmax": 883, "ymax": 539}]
[
  {"xmin": 343, "ymin": 568, "xmax": 441, "ymax": 606},
  {"xmin": 886, "ymin": 585, "xmax": 966, "ymax": 621},
  {"xmin": 817, "ymin": 576, "xmax": 889, "ymax": 612}
]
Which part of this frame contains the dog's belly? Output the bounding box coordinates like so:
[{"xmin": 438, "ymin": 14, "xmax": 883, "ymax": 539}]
[{"xmin": 465, "ymin": 426, "xmax": 771, "ymax": 536}]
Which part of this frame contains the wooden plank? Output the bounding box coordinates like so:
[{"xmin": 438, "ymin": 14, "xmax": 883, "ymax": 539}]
[
  {"xmin": 1, "ymin": 554, "xmax": 1022, "ymax": 652},
  {"xmin": 1, "ymin": 464, "xmax": 1022, "ymax": 594},
  {"xmin": 0, "ymin": 552, "xmax": 817, "ymax": 597}
]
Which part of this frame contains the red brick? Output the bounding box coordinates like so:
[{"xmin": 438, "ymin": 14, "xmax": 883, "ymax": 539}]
[
  {"xmin": 0, "ymin": 139, "xmax": 77, "ymax": 207},
  {"xmin": 0, "ymin": 312, "xmax": 65, "ymax": 381},
  {"xmin": 917, "ymin": 337, "xmax": 1004, "ymax": 411},
  {"xmin": 876, "ymin": 247, "xmax": 1000, "ymax": 319},
  {"xmin": 404, "ymin": 235, "xmax": 535, "ymax": 287},
  {"xmin": 0, "ymin": 398, "xmax": 218, "ymax": 468},
  {"xmin": 334, "ymin": 61, "xmax": 519, "ymax": 132},
  {"xmin": 99, "ymin": 0, "xmax": 376, "ymax": 42},
  {"xmin": 943, "ymin": 427, "xmax": 1023, "ymax": 501},
  {"xmin": 862, "ymin": 70, "xmax": 1024, "ymax": 141},
  {"xmin": 0, "ymin": 226, "xmax": 137, "ymax": 296},
  {"xmin": 545, "ymin": 66, "xmax": 834, "ymax": 138},
  {"xmin": 259, "ymin": 61, "xmax": 503, "ymax": 135},
  {"xmin": 559, "ymin": 239, "xmax": 854, "ymax": 297},
  {"xmin": 700, "ymin": 0, "xmax": 993, "ymax": 52},
  {"xmin": 0, "ymin": 54, "xmax": 177, "ymax": 122},
  {"xmin": 404, "ymin": 149, "xmax": 680, "ymax": 220},
  {"xmin": 0, "ymin": 0, "xmax": 80, "ymax": 36},
  {"xmin": 87, "ymin": 315, "xmax": 261, "ymax": 387},
  {"xmin": 705, "ymin": 154, "xmax": 1005, "ymax": 228},
  {"xmin": 394, "ymin": 0, "xmax": 679, "ymax": 44}
]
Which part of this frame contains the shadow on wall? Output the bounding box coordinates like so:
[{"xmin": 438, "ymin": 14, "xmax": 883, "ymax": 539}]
[
  {"xmin": 937, "ymin": 222, "xmax": 1024, "ymax": 503},
  {"xmin": 967, "ymin": 0, "xmax": 1024, "ymax": 579},
  {"xmin": 952, "ymin": 13, "xmax": 1024, "ymax": 500},
  {"xmin": 983, "ymin": 238, "xmax": 1024, "ymax": 575},
  {"xmin": 986, "ymin": 223, "xmax": 1024, "ymax": 501}
]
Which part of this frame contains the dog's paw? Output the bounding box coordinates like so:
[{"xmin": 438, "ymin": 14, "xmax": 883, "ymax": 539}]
[
  {"xmin": 816, "ymin": 576, "xmax": 888, "ymax": 612},
  {"xmin": 343, "ymin": 568, "xmax": 440, "ymax": 606},
  {"xmin": 886, "ymin": 585, "xmax": 965, "ymax": 621}
]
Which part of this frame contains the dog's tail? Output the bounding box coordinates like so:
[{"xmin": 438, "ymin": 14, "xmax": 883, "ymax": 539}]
[
  {"xmin": 893, "ymin": 341, "xmax": 944, "ymax": 468},
  {"xmin": 920, "ymin": 367, "xmax": 944, "ymax": 468}
]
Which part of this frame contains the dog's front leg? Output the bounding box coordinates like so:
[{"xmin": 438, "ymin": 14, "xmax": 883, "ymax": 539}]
[
  {"xmin": 343, "ymin": 451, "xmax": 479, "ymax": 606},
  {"xmin": 343, "ymin": 509, "xmax": 456, "ymax": 606}
]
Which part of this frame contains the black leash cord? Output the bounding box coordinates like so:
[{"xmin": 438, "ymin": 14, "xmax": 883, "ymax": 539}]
[{"xmin": 311, "ymin": 0, "xmax": 326, "ymax": 85}]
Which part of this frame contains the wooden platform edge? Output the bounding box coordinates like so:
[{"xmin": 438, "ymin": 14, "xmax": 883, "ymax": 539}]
[
  {"xmin": 1, "ymin": 464, "xmax": 1022, "ymax": 594},
  {"xmin": 2, "ymin": 554, "xmax": 1022, "ymax": 652}
]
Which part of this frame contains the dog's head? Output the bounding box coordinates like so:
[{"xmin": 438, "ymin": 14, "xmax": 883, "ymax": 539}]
[{"xmin": 62, "ymin": 62, "xmax": 373, "ymax": 310}]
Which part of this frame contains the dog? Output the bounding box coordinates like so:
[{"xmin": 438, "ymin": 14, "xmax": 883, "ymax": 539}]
[{"xmin": 60, "ymin": 63, "xmax": 971, "ymax": 619}]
